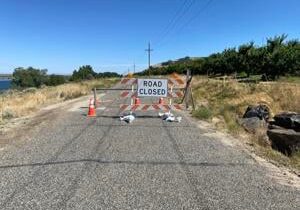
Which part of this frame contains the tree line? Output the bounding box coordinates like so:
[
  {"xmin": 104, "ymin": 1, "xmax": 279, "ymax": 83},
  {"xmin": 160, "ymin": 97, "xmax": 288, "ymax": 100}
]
[
  {"xmin": 138, "ymin": 35, "xmax": 300, "ymax": 80},
  {"xmin": 70, "ymin": 65, "xmax": 121, "ymax": 81},
  {"xmin": 12, "ymin": 65, "xmax": 121, "ymax": 88}
]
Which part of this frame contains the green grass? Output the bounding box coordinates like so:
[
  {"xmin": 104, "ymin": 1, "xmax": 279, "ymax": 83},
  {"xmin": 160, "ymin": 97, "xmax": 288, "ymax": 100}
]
[
  {"xmin": 192, "ymin": 106, "xmax": 212, "ymax": 120},
  {"xmin": 255, "ymin": 145, "xmax": 300, "ymax": 171},
  {"xmin": 278, "ymin": 76, "xmax": 300, "ymax": 84},
  {"xmin": 290, "ymin": 151, "xmax": 300, "ymax": 170},
  {"xmin": 218, "ymin": 104, "xmax": 241, "ymax": 134}
]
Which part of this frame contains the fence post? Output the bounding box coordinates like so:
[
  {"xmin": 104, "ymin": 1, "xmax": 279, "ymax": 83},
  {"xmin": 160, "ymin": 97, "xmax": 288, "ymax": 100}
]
[
  {"xmin": 169, "ymin": 84, "xmax": 174, "ymax": 113},
  {"xmin": 130, "ymin": 84, "xmax": 134, "ymax": 106},
  {"xmin": 93, "ymin": 88, "xmax": 97, "ymax": 108},
  {"xmin": 185, "ymin": 69, "xmax": 191, "ymax": 109}
]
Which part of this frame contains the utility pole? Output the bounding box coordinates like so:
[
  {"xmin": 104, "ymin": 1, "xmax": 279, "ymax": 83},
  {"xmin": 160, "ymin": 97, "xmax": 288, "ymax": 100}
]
[
  {"xmin": 133, "ymin": 62, "xmax": 136, "ymax": 74},
  {"xmin": 145, "ymin": 42, "xmax": 153, "ymax": 76}
]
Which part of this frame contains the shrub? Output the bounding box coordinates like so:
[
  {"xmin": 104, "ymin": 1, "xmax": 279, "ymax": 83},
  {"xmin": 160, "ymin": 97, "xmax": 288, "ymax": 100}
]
[
  {"xmin": 70, "ymin": 65, "xmax": 97, "ymax": 81},
  {"xmin": 46, "ymin": 74, "xmax": 66, "ymax": 86},
  {"xmin": 12, "ymin": 67, "xmax": 48, "ymax": 88},
  {"xmin": 192, "ymin": 106, "xmax": 212, "ymax": 120}
]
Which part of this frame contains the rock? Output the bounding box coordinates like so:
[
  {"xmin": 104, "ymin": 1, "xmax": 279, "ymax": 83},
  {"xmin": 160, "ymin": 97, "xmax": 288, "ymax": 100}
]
[
  {"xmin": 239, "ymin": 117, "xmax": 267, "ymax": 133},
  {"xmin": 267, "ymin": 129, "xmax": 300, "ymax": 156},
  {"xmin": 243, "ymin": 104, "xmax": 270, "ymax": 121},
  {"xmin": 273, "ymin": 112, "xmax": 300, "ymax": 132},
  {"xmin": 295, "ymin": 120, "xmax": 300, "ymax": 130},
  {"xmin": 268, "ymin": 123, "xmax": 287, "ymax": 130}
]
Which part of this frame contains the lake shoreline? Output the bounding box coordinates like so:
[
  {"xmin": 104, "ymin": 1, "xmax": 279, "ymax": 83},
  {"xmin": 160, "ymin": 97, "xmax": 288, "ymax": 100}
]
[{"xmin": 0, "ymin": 80, "xmax": 11, "ymax": 91}]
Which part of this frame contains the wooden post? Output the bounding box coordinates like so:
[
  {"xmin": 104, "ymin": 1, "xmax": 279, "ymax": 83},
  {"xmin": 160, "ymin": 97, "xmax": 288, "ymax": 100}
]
[
  {"xmin": 169, "ymin": 84, "xmax": 173, "ymax": 106},
  {"xmin": 169, "ymin": 84, "xmax": 173, "ymax": 113},
  {"xmin": 190, "ymin": 87, "xmax": 195, "ymax": 111},
  {"xmin": 185, "ymin": 69, "xmax": 191, "ymax": 109},
  {"xmin": 93, "ymin": 88, "xmax": 97, "ymax": 108},
  {"xmin": 130, "ymin": 84, "xmax": 134, "ymax": 106}
]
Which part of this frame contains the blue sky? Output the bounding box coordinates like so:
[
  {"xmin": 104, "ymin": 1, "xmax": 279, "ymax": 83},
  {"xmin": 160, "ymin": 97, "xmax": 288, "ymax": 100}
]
[{"xmin": 0, "ymin": 0, "xmax": 299, "ymax": 74}]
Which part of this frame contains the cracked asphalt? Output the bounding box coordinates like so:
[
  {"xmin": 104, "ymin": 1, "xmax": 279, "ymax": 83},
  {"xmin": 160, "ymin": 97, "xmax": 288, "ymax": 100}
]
[{"xmin": 0, "ymin": 82, "xmax": 299, "ymax": 209}]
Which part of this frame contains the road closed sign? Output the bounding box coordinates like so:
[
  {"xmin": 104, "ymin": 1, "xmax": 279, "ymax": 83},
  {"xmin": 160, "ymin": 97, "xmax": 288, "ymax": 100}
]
[{"xmin": 137, "ymin": 79, "xmax": 168, "ymax": 97}]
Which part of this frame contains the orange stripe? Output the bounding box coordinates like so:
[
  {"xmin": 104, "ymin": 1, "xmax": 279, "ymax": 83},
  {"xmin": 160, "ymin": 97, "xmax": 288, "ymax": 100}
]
[
  {"xmin": 174, "ymin": 104, "xmax": 182, "ymax": 110},
  {"xmin": 163, "ymin": 105, "xmax": 170, "ymax": 111},
  {"xmin": 170, "ymin": 73, "xmax": 179, "ymax": 79},
  {"xmin": 121, "ymin": 78, "xmax": 129, "ymax": 84},
  {"xmin": 130, "ymin": 79, "xmax": 137, "ymax": 85},
  {"xmin": 176, "ymin": 78, "xmax": 185, "ymax": 85},
  {"xmin": 121, "ymin": 91, "xmax": 129, "ymax": 97},
  {"xmin": 132, "ymin": 92, "xmax": 138, "ymax": 98},
  {"xmin": 131, "ymin": 105, "xmax": 139, "ymax": 111},
  {"xmin": 168, "ymin": 79, "xmax": 174, "ymax": 85},
  {"xmin": 120, "ymin": 104, "xmax": 128, "ymax": 111},
  {"xmin": 121, "ymin": 103, "xmax": 184, "ymax": 112},
  {"xmin": 152, "ymin": 104, "xmax": 160, "ymax": 110},
  {"xmin": 142, "ymin": 105, "xmax": 150, "ymax": 111},
  {"xmin": 176, "ymin": 91, "xmax": 183, "ymax": 97}
]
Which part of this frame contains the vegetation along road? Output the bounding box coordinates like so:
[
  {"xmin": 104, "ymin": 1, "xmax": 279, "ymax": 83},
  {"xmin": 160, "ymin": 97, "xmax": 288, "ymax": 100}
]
[{"xmin": 0, "ymin": 80, "xmax": 299, "ymax": 209}]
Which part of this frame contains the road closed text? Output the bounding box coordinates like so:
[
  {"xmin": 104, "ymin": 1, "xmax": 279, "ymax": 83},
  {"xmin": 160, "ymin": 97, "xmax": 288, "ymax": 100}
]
[{"xmin": 137, "ymin": 79, "xmax": 168, "ymax": 97}]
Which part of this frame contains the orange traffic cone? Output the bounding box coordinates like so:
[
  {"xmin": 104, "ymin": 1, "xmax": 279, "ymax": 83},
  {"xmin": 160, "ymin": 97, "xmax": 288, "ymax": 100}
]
[
  {"xmin": 134, "ymin": 97, "xmax": 141, "ymax": 105},
  {"xmin": 87, "ymin": 98, "xmax": 96, "ymax": 117},
  {"xmin": 158, "ymin": 97, "xmax": 164, "ymax": 105}
]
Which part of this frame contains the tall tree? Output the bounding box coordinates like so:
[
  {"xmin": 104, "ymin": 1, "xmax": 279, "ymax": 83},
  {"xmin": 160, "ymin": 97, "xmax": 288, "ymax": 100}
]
[{"xmin": 70, "ymin": 65, "xmax": 97, "ymax": 81}]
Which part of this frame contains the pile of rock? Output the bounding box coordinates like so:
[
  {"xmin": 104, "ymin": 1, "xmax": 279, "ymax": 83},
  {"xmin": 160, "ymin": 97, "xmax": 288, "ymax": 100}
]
[
  {"xmin": 240, "ymin": 105, "xmax": 300, "ymax": 156},
  {"xmin": 239, "ymin": 105, "xmax": 270, "ymax": 133},
  {"xmin": 268, "ymin": 113, "xmax": 300, "ymax": 156}
]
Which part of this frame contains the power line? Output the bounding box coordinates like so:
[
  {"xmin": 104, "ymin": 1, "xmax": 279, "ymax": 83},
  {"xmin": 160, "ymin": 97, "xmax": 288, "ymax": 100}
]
[
  {"xmin": 153, "ymin": 0, "xmax": 190, "ymax": 44},
  {"xmin": 178, "ymin": 0, "xmax": 214, "ymax": 33},
  {"xmin": 133, "ymin": 0, "xmax": 212, "ymax": 73},
  {"xmin": 156, "ymin": 0, "xmax": 214, "ymax": 49},
  {"xmin": 157, "ymin": 0, "xmax": 195, "ymax": 45},
  {"xmin": 155, "ymin": 0, "xmax": 196, "ymax": 47}
]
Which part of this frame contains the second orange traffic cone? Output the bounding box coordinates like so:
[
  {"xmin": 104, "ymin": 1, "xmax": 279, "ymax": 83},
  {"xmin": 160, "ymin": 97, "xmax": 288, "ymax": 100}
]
[
  {"xmin": 134, "ymin": 97, "xmax": 141, "ymax": 105},
  {"xmin": 87, "ymin": 98, "xmax": 96, "ymax": 117}
]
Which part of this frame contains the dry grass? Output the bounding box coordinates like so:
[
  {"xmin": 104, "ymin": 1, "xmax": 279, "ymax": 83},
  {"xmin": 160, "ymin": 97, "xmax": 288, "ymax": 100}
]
[
  {"xmin": 0, "ymin": 78, "xmax": 118, "ymax": 122},
  {"xmin": 260, "ymin": 82, "xmax": 300, "ymax": 113},
  {"xmin": 191, "ymin": 76, "xmax": 300, "ymax": 171},
  {"xmin": 192, "ymin": 77, "xmax": 300, "ymax": 118}
]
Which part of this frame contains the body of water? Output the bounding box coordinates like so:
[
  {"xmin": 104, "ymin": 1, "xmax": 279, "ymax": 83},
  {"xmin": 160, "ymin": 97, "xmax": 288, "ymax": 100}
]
[{"xmin": 0, "ymin": 80, "xmax": 11, "ymax": 91}]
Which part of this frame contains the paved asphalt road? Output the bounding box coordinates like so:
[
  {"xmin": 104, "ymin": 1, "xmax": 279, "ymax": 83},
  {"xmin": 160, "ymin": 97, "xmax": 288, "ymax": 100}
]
[{"xmin": 0, "ymin": 82, "xmax": 299, "ymax": 209}]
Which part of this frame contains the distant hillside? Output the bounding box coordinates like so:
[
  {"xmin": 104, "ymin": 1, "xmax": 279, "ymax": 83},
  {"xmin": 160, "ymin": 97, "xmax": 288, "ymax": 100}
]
[
  {"xmin": 136, "ymin": 56, "xmax": 204, "ymax": 76},
  {"xmin": 154, "ymin": 56, "xmax": 201, "ymax": 67}
]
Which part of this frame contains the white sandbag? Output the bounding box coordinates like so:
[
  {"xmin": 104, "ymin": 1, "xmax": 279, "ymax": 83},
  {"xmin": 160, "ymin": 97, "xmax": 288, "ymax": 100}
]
[{"xmin": 120, "ymin": 114, "xmax": 135, "ymax": 123}]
